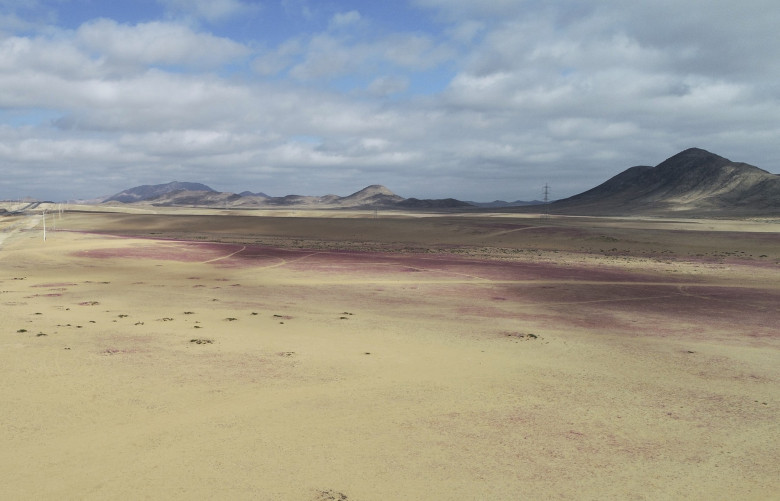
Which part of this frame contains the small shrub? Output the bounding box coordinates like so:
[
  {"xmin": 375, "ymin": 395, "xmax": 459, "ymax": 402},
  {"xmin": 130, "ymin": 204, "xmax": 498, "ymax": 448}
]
[
  {"xmin": 190, "ymin": 338, "xmax": 213, "ymax": 344},
  {"xmin": 17, "ymin": 329, "xmax": 27, "ymax": 333}
]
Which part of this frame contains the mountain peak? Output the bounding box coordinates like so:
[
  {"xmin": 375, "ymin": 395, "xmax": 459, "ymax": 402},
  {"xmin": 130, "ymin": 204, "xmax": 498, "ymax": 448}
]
[
  {"xmin": 347, "ymin": 185, "xmax": 398, "ymax": 198},
  {"xmin": 552, "ymin": 148, "xmax": 779, "ymax": 216},
  {"xmin": 104, "ymin": 181, "xmax": 216, "ymax": 203},
  {"xmin": 657, "ymin": 148, "xmax": 731, "ymax": 171}
]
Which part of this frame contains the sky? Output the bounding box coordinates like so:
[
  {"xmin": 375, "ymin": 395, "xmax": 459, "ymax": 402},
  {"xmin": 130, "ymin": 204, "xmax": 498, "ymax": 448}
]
[{"xmin": 1, "ymin": 0, "xmax": 779, "ymax": 202}]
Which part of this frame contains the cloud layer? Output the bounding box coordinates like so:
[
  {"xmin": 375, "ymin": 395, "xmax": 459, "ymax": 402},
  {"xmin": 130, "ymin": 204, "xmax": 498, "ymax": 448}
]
[{"xmin": 0, "ymin": 0, "xmax": 778, "ymax": 201}]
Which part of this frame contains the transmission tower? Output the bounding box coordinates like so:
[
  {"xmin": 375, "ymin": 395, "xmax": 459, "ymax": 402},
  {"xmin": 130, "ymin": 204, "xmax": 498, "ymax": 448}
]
[{"xmin": 542, "ymin": 183, "xmax": 550, "ymax": 219}]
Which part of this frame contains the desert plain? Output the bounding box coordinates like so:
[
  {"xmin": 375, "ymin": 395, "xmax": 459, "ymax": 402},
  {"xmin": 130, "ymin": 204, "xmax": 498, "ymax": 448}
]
[{"xmin": 1, "ymin": 206, "xmax": 778, "ymax": 500}]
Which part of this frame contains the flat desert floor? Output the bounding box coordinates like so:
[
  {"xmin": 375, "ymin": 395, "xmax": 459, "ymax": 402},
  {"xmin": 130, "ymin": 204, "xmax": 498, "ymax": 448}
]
[{"xmin": 1, "ymin": 209, "xmax": 778, "ymax": 500}]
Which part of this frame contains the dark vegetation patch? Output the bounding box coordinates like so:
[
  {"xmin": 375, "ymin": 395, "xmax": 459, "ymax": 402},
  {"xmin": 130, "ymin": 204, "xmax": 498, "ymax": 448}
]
[
  {"xmin": 314, "ymin": 490, "xmax": 348, "ymax": 501},
  {"xmin": 505, "ymin": 332, "xmax": 540, "ymax": 341}
]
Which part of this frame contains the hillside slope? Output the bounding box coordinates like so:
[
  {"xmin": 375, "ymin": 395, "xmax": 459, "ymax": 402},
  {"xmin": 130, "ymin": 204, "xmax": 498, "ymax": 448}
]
[
  {"xmin": 550, "ymin": 148, "xmax": 780, "ymax": 216},
  {"xmin": 104, "ymin": 182, "xmax": 216, "ymax": 203}
]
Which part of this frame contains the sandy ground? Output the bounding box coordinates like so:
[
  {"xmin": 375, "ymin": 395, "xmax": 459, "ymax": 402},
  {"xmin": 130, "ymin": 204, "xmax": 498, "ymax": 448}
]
[{"xmin": 1, "ymin": 210, "xmax": 778, "ymax": 500}]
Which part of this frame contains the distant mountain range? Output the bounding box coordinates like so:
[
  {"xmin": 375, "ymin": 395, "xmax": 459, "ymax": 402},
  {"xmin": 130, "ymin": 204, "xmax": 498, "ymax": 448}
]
[
  {"xmin": 105, "ymin": 182, "xmax": 216, "ymax": 203},
  {"xmin": 467, "ymin": 200, "xmax": 545, "ymax": 208},
  {"xmin": 99, "ymin": 148, "xmax": 779, "ymax": 216},
  {"xmin": 103, "ymin": 183, "xmax": 478, "ymax": 209}
]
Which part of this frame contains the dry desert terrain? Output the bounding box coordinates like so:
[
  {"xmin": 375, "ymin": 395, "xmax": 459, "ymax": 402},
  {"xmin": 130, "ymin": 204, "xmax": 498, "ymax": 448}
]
[{"xmin": 1, "ymin": 207, "xmax": 778, "ymax": 500}]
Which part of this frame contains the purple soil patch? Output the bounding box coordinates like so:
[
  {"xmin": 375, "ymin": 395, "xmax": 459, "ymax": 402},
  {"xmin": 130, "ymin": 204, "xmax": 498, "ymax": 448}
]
[
  {"xmin": 69, "ymin": 238, "xmax": 777, "ymax": 342},
  {"xmin": 212, "ymin": 246, "xmax": 322, "ymax": 269},
  {"xmin": 73, "ymin": 242, "xmax": 246, "ymax": 262},
  {"xmin": 31, "ymin": 282, "xmax": 77, "ymax": 288},
  {"xmin": 521, "ymin": 283, "xmax": 780, "ymax": 339},
  {"xmin": 277, "ymin": 251, "xmax": 682, "ymax": 284},
  {"xmin": 70, "ymin": 238, "xmax": 672, "ymax": 285}
]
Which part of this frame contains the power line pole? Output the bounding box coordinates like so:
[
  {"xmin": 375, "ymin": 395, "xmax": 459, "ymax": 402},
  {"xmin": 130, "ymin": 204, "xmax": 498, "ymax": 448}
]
[{"xmin": 542, "ymin": 184, "xmax": 550, "ymax": 219}]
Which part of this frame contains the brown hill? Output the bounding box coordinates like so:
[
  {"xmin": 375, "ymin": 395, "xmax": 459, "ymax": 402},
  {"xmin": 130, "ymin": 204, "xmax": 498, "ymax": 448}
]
[
  {"xmin": 104, "ymin": 182, "xmax": 217, "ymax": 203},
  {"xmin": 101, "ymin": 183, "xmax": 468, "ymax": 210},
  {"xmin": 547, "ymin": 148, "xmax": 780, "ymax": 216}
]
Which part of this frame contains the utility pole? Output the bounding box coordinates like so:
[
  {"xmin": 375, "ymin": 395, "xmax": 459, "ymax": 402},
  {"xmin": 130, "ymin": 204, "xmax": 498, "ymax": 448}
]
[
  {"xmin": 542, "ymin": 184, "xmax": 550, "ymax": 219},
  {"xmin": 43, "ymin": 210, "xmax": 46, "ymax": 241}
]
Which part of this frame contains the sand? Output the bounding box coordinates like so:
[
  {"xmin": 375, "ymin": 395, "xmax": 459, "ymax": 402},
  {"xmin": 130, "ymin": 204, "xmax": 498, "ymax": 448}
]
[{"xmin": 1, "ymin": 209, "xmax": 778, "ymax": 500}]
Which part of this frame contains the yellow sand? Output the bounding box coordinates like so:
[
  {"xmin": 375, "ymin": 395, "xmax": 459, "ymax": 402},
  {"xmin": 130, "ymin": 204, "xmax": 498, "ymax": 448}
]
[{"xmin": 1, "ymin": 211, "xmax": 777, "ymax": 500}]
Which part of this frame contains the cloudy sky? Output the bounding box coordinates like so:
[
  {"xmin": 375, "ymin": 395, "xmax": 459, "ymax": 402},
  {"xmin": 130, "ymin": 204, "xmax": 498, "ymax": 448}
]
[{"xmin": 1, "ymin": 0, "xmax": 778, "ymax": 202}]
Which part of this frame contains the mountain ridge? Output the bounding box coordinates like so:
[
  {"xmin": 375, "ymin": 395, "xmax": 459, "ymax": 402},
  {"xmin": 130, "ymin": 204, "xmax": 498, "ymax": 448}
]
[
  {"xmin": 99, "ymin": 148, "xmax": 779, "ymax": 215},
  {"xmin": 102, "ymin": 183, "xmax": 472, "ymax": 209},
  {"xmin": 105, "ymin": 181, "xmax": 216, "ymax": 204},
  {"xmin": 541, "ymin": 148, "xmax": 779, "ymax": 216}
]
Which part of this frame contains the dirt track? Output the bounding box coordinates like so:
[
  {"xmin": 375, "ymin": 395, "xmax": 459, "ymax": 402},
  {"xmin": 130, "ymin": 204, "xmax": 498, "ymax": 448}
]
[{"xmin": 1, "ymin": 210, "xmax": 778, "ymax": 499}]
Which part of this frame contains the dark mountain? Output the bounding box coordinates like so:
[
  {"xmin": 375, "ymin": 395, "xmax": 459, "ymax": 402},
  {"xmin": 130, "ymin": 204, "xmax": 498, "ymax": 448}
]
[
  {"xmin": 397, "ymin": 197, "xmax": 473, "ymax": 209},
  {"xmin": 239, "ymin": 191, "xmax": 269, "ymax": 198},
  {"xmin": 101, "ymin": 183, "xmax": 471, "ymax": 210},
  {"xmin": 468, "ymin": 200, "xmax": 544, "ymax": 208},
  {"xmin": 546, "ymin": 148, "xmax": 780, "ymax": 216},
  {"xmin": 104, "ymin": 181, "xmax": 216, "ymax": 203}
]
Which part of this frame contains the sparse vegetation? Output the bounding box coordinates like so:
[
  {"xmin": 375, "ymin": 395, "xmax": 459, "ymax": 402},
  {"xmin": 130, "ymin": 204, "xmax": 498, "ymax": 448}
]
[
  {"xmin": 190, "ymin": 338, "xmax": 213, "ymax": 344},
  {"xmin": 506, "ymin": 332, "xmax": 539, "ymax": 340},
  {"xmin": 315, "ymin": 490, "xmax": 348, "ymax": 501}
]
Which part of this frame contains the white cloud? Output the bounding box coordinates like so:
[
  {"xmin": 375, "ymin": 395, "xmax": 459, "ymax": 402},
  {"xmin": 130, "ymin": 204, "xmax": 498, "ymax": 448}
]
[
  {"xmin": 368, "ymin": 75, "xmax": 409, "ymax": 96},
  {"xmin": 159, "ymin": 0, "xmax": 257, "ymax": 23},
  {"xmin": 252, "ymin": 39, "xmax": 303, "ymax": 76},
  {"xmin": 76, "ymin": 19, "xmax": 249, "ymax": 70},
  {"xmin": 1, "ymin": 0, "xmax": 779, "ymax": 202},
  {"xmin": 329, "ymin": 10, "xmax": 361, "ymax": 30},
  {"xmin": 382, "ymin": 33, "xmax": 454, "ymax": 70},
  {"xmin": 283, "ymin": 30, "xmax": 454, "ymax": 82}
]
